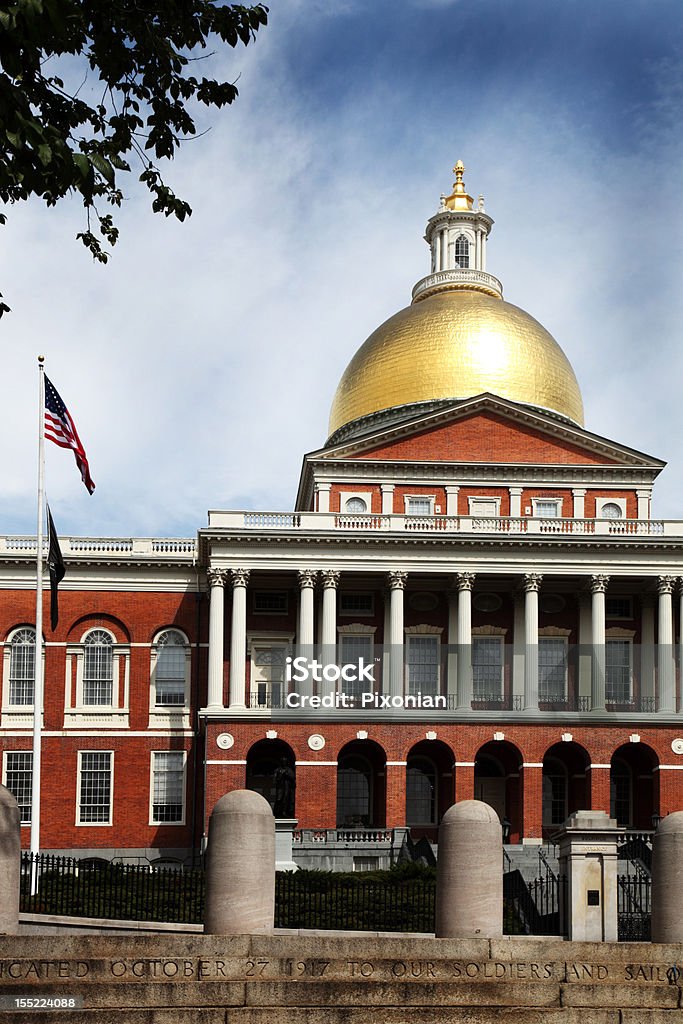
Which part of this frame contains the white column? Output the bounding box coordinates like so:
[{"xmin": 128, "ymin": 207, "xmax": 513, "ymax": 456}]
[
  {"xmin": 636, "ymin": 490, "xmax": 651, "ymax": 520},
  {"xmin": 206, "ymin": 568, "xmax": 228, "ymax": 710},
  {"xmin": 590, "ymin": 574, "xmax": 609, "ymax": 712},
  {"xmin": 509, "ymin": 487, "xmax": 522, "ymax": 519},
  {"xmin": 445, "ymin": 485, "xmax": 459, "ymax": 516},
  {"xmin": 481, "ymin": 231, "xmax": 487, "ymax": 272},
  {"xmin": 316, "ymin": 484, "xmax": 331, "ymax": 513},
  {"xmin": 297, "ymin": 570, "xmax": 317, "ymax": 697},
  {"xmin": 435, "ymin": 232, "xmax": 441, "ymax": 272},
  {"xmin": 679, "ymin": 581, "xmax": 683, "ymax": 713},
  {"xmin": 658, "ymin": 576, "xmax": 676, "ymax": 713},
  {"xmin": 572, "ymin": 488, "xmax": 586, "ymax": 519},
  {"xmin": 447, "ymin": 587, "xmax": 458, "ymax": 705},
  {"xmin": 456, "ymin": 572, "xmax": 475, "ymax": 710},
  {"xmin": 474, "ymin": 230, "xmax": 481, "ymax": 270},
  {"xmin": 320, "ymin": 570, "xmax": 340, "ymax": 697},
  {"xmin": 228, "ymin": 568, "xmax": 250, "ymax": 708},
  {"xmin": 387, "ymin": 571, "xmax": 407, "ymax": 698},
  {"xmin": 381, "ymin": 484, "xmax": 395, "ymax": 515},
  {"xmin": 441, "ymin": 229, "xmax": 448, "ymax": 270},
  {"xmin": 523, "ymin": 573, "xmax": 542, "ymax": 711}
]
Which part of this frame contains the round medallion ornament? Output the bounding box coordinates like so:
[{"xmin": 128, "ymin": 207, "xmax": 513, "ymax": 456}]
[
  {"xmin": 308, "ymin": 734, "xmax": 326, "ymax": 751},
  {"xmin": 216, "ymin": 733, "xmax": 234, "ymax": 750},
  {"xmin": 671, "ymin": 739, "xmax": 683, "ymax": 755}
]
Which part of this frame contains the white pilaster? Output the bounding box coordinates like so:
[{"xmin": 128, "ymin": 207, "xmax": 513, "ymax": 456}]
[
  {"xmin": 445, "ymin": 485, "xmax": 459, "ymax": 516},
  {"xmin": 316, "ymin": 484, "xmax": 331, "ymax": 513},
  {"xmin": 636, "ymin": 490, "xmax": 651, "ymax": 520},
  {"xmin": 456, "ymin": 572, "xmax": 475, "ymax": 710},
  {"xmin": 590, "ymin": 575, "xmax": 609, "ymax": 712},
  {"xmin": 387, "ymin": 571, "xmax": 407, "ymax": 699},
  {"xmin": 572, "ymin": 489, "xmax": 586, "ymax": 519},
  {"xmin": 523, "ymin": 573, "xmax": 542, "ymax": 711},
  {"xmin": 509, "ymin": 487, "xmax": 522, "ymax": 518},
  {"xmin": 206, "ymin": 567, "xmax": 228, "ymax": 710},
  {"xmin": 381, "ymin": 484, "xmax": 395, "ymax": 515},
  {"xmin": 658, "ymin": 576, "xmax": 676, "ymax": 713},
  {"xmin": 228, "ymin": 568, "xmax": 250, "ymax": 709}
]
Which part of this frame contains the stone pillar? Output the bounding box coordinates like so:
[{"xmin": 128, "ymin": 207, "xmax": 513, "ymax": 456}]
[
  {"xmin": 297, "ymin": 570, "xmax": 317, "ymax": 696},
  {"xmin": 509, "ymin": 486, "xmax": 522, "ymax": 519},
  {"xmin": 435, "ymin": 800, "xmax": 503, "ymax": 938},
  {"xmin": 381, "ymin": 484, "xmax": 395, "ymax": 515},
  {"xmin": 387, "ymin": 571, "xmax": 407, "ymax": 699},
  {"xmin": 523, "ymin": 574, "xmax": 542, "ymax": 711},
  {"xmin": 206, "ymin": 567, "xmax": 227, "ymax": 710},
  {"xmin": 636, "ymin": 489, "xmax": 651, "ymax": 520},
  {"xmin": 658, "ymin": 576, "xmax": 676, "ymax": 713},
  {"xmin": 572, "ymin": 488, "xmax": 586, "ymax": 519},
  {"xmin": 316, "ymin": 484, "xmax": 331, "ymax": 513},
  {"xmin": 204, "ymin": 790, "xmax": 275, "ymax": 934},
  {"xmin": 320, "ymin": 570, "xmax": 340, "ymax": 698},
  {"xmin": 652, "ymin": 811, "xmax": 683, "ymax": 942},
  {"xmin": 228, "ymin": 569, "xmax": 250, "ymax": 709},
  {"xmin": 456, "ymin": 572, "xmax": 474, "ymax": 710},
  {"xmin": 446, "ymin": 587, "xmax": 458, "ymax": 705},
  {"xmin": 0, "ymin": 786, "xmax": 20, "ymax": 935},
  {"xmin": 445, "ymin": 486, "xmax": 459, "ymax": 516},
  {"xmin": 556, "ymin": 810, "xmax": 621, "ymax": 942},
  {"xmin": 590, "ymin": 575, "xmax": 610, "ymax": 712}
]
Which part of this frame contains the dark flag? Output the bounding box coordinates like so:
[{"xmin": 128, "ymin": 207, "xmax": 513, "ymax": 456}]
[
  {"xmin": 44, "ymin": 375, "xmax": 96, "ymax": 494},
  {"xmin": 46, "ymin": 504, "xmax": 66, "ymax": 631}
]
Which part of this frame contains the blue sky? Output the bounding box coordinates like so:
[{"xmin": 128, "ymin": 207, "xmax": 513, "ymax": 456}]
[{"xmin": 1, "ymin": 0, "xmax": 682, "ymax": 537}]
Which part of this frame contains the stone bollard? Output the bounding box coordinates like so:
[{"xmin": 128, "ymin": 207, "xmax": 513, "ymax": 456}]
[
  {"xmin": 0, "ymin": 785, "xmax": 21, "ymax": 935},
  {"xmin": 435, "ymin": 799, "xmax": 502, "ymax": 938},
  {"xmin": 204, "ymin": 789, "xmax": 275, "ymax": 934},
  {"xmin": 652, "ymin": 811, "xmax": 683, "ymax": 942}
]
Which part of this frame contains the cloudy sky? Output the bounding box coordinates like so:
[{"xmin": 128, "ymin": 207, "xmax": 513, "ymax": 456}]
[{"xmin": 2, "ymin": 0, "xmax": 683, "ymax": 538}]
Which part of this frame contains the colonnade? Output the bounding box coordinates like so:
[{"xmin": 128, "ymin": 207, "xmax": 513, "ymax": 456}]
[{"xmin": 204, "ymin": 568, "xmax": 683, "ymax": 714}]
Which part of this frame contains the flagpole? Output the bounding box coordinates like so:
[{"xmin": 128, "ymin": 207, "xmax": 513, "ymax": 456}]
[{"xmin": 30, "ymin": 355, "xmax": 46, "ymax": 880}]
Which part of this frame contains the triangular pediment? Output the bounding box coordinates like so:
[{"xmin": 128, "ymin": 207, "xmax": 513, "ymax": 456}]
[{"xmin": 309, "ymin": 395, "xmax": 665, "ymax": 469}]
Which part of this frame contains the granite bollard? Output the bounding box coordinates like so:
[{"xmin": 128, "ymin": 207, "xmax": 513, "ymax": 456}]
[
  {"xmin": 204, "ymin": 789, "xmax": 275, "ymax": 935},
  {"xmin": 0, "ymin": 784, "xmax": 20, "ymax": 935},
  {"xmin": 651, "ymin": 810, "xmax": 683, "ymax": 942},
  {"xmin": 435, "ymin": 799, "xmax": 503, "ymax": 938}
]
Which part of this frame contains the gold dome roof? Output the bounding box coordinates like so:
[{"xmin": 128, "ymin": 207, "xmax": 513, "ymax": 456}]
[{"xmin": 328, "ymin": 288, "xmax": 584, "ymax": 437}]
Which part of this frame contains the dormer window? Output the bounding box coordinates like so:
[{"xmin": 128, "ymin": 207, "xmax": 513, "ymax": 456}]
[{"xmin": 454, "ymin": 234, "xmax": 470, "ymax": 268}]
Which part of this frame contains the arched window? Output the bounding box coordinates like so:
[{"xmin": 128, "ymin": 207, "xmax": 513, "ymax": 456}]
[
  {"xmin": 154, "ymin": 630, "xmax": 187, "ymax": 706},
  {"xmin": 83, "ymin": 630, "xmax": 114, "ymax": 705},
  {"xmin": 610, "ymin": 758, "xmax": 631, "ymax": 826},
  {"xmin": 406, "ymin": 757, "xmax": 437, "ymax": 825},
  {"xmin": 9, "ymin": 628, "xmax": 36, "ymax": 705},
  {"xmin": 600, "ymin": 502, "xmax": 623, "ymax": 519},
  {"xmin": 337, "ymin": 755, "xmax": 372, "ymax": 827},
  {"xmin": 542, "ymin": 757, "xmax": 567, "ymax": 828},
  {"xmin": 454, "ymin": 234, "xmax": 470, "ymax": 268},
  {"xmin": 345, "ymin": 497, "xmax": 367, "ymax": 514}
]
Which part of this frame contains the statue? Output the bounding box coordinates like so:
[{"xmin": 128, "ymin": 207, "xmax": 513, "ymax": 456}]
[{"xmin": 273, "ymin": 758, "xmax": 296, "ymax": 818}]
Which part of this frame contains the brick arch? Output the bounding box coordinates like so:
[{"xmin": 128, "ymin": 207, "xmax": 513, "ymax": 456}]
[
  {"xmin": 336, "ymin": 738, "xmax": 387, "ymax": 829},
  {"xmin": 542, "ymin": 741, "xmax": 591, "ymax": 838},
  {"xmin": 68, "ymin": 613, "xmax": 130, "ymax": 643},
  {"xmin": 406, "ymin": 738, "xmax": 455, "ymax": 839}
]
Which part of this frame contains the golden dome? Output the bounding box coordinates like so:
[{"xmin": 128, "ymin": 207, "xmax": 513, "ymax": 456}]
[{"xmin": 328, "ymin": 288, "xmax": 584, "ymax": 437}]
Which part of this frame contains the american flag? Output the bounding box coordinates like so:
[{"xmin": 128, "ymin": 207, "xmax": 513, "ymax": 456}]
[{"xmin": 44, "ymin": 375, "xmax": 95, "ymax": 494}]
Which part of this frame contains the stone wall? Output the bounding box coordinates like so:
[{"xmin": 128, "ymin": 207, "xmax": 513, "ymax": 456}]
[{"xmin": 1, "ymin": 933, "xmax": 683, "ymax": 1023}]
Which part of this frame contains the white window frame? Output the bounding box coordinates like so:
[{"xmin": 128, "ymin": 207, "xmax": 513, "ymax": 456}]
[
  {"xmin": 404, "ymin": 494, "xmax": 435, "ymax": 516},
  {"xmin": 605, "ymin": 636, "xmax": 633, "ymax": 705},
  {"xmin": 532, "ymin": 498, "xmax": 563, "ymax": 518},
  {"xmin": 404, "ymin": 628, "xmax": 442, "ymax": 696},
  {"xmin": 538, "ymin": 635, "xmax": 569, "ymax": 702},
  {"xmin": 338, "ymin": 625, "xmax": 376, "ymax": 700},
  {"xmin": 149, "ymin": 628, "xmax": 191, "ymax": 728},
  {"xmin": 468, "ymin": 496, "xmax": 501, "ymax": 517},
  {"xmin": 340, "ymin": 491, "xmax": 373, "ymax": 515},
  {"xmin": 1, "ymin": 626, "xmax": 44, "ymax": 728},
  {"xmin": 248, "ymin": 634, "xmax": 294, "ymax": 709},
  {"xmin": 2, "ymin": 750, "xmax": 33, "ymax": 825},
  {"xmin": 65, "ymin": 628, "xmax": 129, "ymax": 729},
  {"xmin": 596, "ymin": 497, "xmax": 626, "ymax": 519},
  {"xmin": 149, "ymin": 750, "xmax": 187, "ymax": 826},
  {"xmin": 76, "ymin": 750, "xmax": 114, "ymax": 826},
  {"xmin": 472, "ymin": 634, "xmax": 505, "ymax": 700}
]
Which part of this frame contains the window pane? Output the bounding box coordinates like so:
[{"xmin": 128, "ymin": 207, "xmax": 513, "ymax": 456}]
[
  {"xmin": 539, "ymin": 638, "xmax": 567, "ymax": 701},
  {"xmin": 535, "ymin": 501, "xmax": 560, "ymax": 518},
  {"xmin": 83, "ymin": 630, "xmax": 113, "ymax": 705},
  {"xmin": 155, "ymin": 631, "xmax": 186, "ymax": 706},
  {"xmin": 472, "ymin": 638, "xmax": 503, "ymax": 698},
  {"xmin": 152, "ymin": 752, "xmax": 184, "ymax": 823},
  {"xmin": 337, "ymin": 757, "xmax": 371, "ymax": 827},
  {"xmin": 454, "ymin": 234, "xmax": 470, "ymax": 268},
  {"xmin": 5, "ymin": 752, "xmax": 32, "ymax": 823},
  {"xmin": 9, "ymin": 629, "xmax": 35, "ymax": 705},
  {"xmin": 606, "ymin": 640, "xmax": 631, "ymax": 703},
  {"xmin": 79, "ymin": 752, "xmax": 112, "ymax": 823},
  {"xmin": 407, "ymin": 498, "xmax": 431, "ymax": 515},
  {"xmin": 340, "ymin": 635, "xmax": 373, "ymax": 700},
  {"xmin": 406, "ymin": 636, "xmax": 439, "ymax": 695}
]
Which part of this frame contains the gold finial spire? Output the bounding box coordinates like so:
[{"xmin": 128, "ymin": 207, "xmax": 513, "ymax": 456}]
[{"xmin": 444, "ymin": 158, "xmax": 473, "ymax": 211}]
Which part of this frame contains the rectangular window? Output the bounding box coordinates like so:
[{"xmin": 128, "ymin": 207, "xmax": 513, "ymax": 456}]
[
  {"xmin": 606, "ymin": 639, "xmax": 632, "ymax": 704},
  {"xmin": 253, "ymin": 592, "xmax": 288, "ymax": 614},
  {"xmin": 78, "ymin": 752, "xmax": 113, "ymax": 824},
  {"xmin": 472, "ymin": 637, "xmax": 504, "ymax": 699},
  {"xmin": 340, "ymin": 634, "xmax": 374, "ymax": 700},
  {"xmin": 151, "ymin": 752, "xmax": 185, "ymax": 824},
  {"xmin": 533, "ymin": 499, "xmax": 561, "ymax": 518},
  {"xmin": 83, "ymin": 645, "xmax": 113, "ymax": 705},
  {"xmin": 4, "ymin": 752, "xmax": 32, "ymax": 824},
  {"xmin": 155, "ymin": 646, "xmax": 186, "ymax": 706},
  {"xmin": 251, "ymin": 644, "xmax": 287, "ymax": 707},
  {"xmin": 469, "ymin": 498, "xmax": 499, "ymax": 517},
  {"xmin": 406, "ymin": 497, "xmax": 432, "ymax": 515},
  {"xmin": 9, "ymin": 639, "xmax": 35, "ymax": 706},
  {"xmin": 339, "ymin": 592, "xmax": 374, "ymax": 616},
  {"xmin": 406, "ymin": 636, "xmax": 440, "ymax": 696},
  {"xmin": 605, "ymin": 597, "xmax": 633, "ymax": 620},
  {"xmin": 539, "ymin": 638, "xmax": 568, "ymax": 702}
]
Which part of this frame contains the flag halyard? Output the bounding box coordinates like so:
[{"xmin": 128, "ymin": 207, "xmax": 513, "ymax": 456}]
[{"xmin": 44, "ymin": 375, "xmax": 95, "ymax": 494}]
